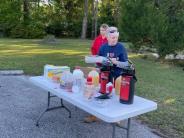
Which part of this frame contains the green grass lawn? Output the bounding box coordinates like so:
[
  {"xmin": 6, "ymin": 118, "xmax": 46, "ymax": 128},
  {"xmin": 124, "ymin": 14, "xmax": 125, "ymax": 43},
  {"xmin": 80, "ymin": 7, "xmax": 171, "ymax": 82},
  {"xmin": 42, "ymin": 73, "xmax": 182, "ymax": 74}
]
[{"xmin": 0, "ymin": 38, "xmax": 184, "ymax": 138}]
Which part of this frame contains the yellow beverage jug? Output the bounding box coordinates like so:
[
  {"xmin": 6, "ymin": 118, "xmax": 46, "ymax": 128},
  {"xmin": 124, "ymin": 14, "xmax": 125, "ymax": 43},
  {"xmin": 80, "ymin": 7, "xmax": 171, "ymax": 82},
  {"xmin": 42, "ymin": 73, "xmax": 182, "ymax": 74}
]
[
  {"xmin": 115, "ymin": 76, "xmax": 121, "ymax": 95},
  {"xmin": 88, "ymin": 69, "xmax": 99, "ymax": 87}
]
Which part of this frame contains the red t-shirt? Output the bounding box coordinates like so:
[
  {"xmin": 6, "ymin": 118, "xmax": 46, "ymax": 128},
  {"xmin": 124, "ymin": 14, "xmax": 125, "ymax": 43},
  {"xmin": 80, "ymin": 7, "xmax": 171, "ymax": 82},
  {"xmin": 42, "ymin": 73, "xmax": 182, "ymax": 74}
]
[{"xmin": 91, "ymin": 35, "xmax": 108, "ymax": 55}]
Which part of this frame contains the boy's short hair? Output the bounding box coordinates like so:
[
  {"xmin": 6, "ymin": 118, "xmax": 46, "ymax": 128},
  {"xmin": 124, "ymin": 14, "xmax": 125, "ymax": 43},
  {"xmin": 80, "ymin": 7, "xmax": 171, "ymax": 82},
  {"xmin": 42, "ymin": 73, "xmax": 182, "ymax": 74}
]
[
  {"xmin": 106, "ymin": 26, "xmax": 119, "ymax": 37},
  {"xmin": 100, "ymin": 24, "xmax": 109, "ymax": 29}
]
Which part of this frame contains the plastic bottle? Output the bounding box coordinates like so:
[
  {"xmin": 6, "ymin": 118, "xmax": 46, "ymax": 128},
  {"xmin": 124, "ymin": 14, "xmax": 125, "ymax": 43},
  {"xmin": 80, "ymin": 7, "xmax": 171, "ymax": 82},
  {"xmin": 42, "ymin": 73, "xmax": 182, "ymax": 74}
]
[
  {"xmin": 115, "ymin": 76, "xmax": 121, "ymax": 95},
  {"xmin": 88, "ymin": 69, "xmax": 99, "ymax": 87},
  {"xmin": 83, "ymin": 76, "xmax": 94, "ymax": 100},
  {"xmin": 60, "ymin": 71, "xmax": 73, "ymax": 92},
  {"xmin": 72, "ymin": 66, "xmax": 84, "ymax": 93}
]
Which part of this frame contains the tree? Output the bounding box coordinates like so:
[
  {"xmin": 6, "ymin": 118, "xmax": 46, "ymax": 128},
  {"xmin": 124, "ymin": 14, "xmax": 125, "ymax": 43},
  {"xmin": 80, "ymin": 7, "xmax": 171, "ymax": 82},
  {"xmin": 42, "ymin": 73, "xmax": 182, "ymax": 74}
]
[
  {"xmin": 119, "ymin": 0, "xmax": 184, "ymax": 57},
  {"xmin": 151, "ymin": 0, "xmax": 184, "ymax": 57},
  {"xmin": 114, "ymin": 0, "xmax": 120, "ymax": 25},
  {"xmin": 0, "ymin": 0, "xmax": 118, "ymax": 38},
  {"xmin": 119, "ymin": 0, "xmax": 151, "ymax": 50},
  {"xmin": 99, "ymin": 0, "xmax": 117, "ymax": 26},
  {"xmin": 23, "ymin": 0, "xmax": 30, "ymax": 24},
  {"xmin": 91, "ymin": 0, "xmax": 95, "ymax": 39},
  {"xmin": 91, "ymin": 0, "xmax": 98, "ymax": 39},
  {"xmin": 94, "ymin": 0, "xmax": 98, "ymax": 37},
  {"xmin": 81, "ymin": 0, "xmax": 88, "ymax": 39},
  {"xmin": 0, "ymin": 0, "xmax": 22, "ymax": 36}
]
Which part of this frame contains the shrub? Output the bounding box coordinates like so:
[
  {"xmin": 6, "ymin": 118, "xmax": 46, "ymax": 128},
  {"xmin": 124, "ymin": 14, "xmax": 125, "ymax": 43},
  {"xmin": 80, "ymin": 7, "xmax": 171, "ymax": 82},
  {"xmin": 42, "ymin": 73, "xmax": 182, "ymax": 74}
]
[
  {"xmin": 119, "ymin": 0, "xmax": 184, "ymax": 57},
  {"xmin": 10, "ymin": 22, "xmax": 45, "ymax": 39}
]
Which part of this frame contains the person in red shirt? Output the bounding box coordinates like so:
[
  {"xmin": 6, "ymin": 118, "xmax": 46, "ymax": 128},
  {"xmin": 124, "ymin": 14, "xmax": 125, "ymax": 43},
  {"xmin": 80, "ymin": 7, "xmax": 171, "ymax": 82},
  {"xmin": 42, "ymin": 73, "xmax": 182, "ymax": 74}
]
[{"xmin": 91, "ymin": 24, "xmax": 109, "ymax": 55}]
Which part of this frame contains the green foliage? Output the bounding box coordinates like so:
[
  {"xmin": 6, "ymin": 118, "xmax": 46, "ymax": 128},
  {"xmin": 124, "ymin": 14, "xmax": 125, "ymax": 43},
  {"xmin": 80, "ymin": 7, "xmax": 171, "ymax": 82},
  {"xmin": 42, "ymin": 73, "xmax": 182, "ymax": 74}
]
[
  {"xmin": 119, "ymin": 0, "xmax": 152, "ymax": 50},
  {"xmin": 149, "ymin": 0, "xmax": 184, "ymax": 57},
  {"xmin": 0, "ymin": 0, "xmax": 22, "ymax": 36},
  {"xmin": 120, "ymin": 0, "xmax": 184, "ymax": 57},
  {"xmin": 0, "ymin": 0, "xmax": 84, "ymax": 38},
  {"xmin": 0, "ymin": 0, "xmax": 119, "ymax": 38},
  {"xmin": 0, "ymin": 0, "xmax": 46, "ymax": 38},
  {"xmin": 44, "ymin": 0, "xmax": 83, "ymax": 37},
  {"xmin": 98, "ymin": 1, "xmax": 117, "ymax": 26},
  {"xmin": 10, "ymin": 22, "xmax": 46, "ymax": 39}
]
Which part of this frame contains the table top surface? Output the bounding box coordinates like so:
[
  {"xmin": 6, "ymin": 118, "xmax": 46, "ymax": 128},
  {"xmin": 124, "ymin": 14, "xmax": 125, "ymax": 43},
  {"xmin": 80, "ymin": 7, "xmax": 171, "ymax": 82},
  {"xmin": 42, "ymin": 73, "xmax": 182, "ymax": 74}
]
[{"xmin": 30, "ymin": 76, "xmax": 157, "ymax": 123}]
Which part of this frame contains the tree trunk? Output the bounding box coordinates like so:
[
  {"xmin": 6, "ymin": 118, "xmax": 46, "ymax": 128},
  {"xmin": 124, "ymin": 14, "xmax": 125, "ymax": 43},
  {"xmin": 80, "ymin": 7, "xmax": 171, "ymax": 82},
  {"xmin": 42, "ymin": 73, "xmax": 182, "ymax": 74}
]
[
  {"xmin": 37, "ymin": 0, "xmax": 40, "ymax": 7},
  {"xmin": 114, "ymin": 0, "xmax": 120, "ymax": 26},
  {"xmin": 23, "ymin": 0, "xmax": 29, "ymax": 24},
  {"xmin": 154, "ymin": 0, "xmax": 160, "ymax": 8},
  {"xmin": 91, "ymin": 0, "xmax": 95, "ymax": 39},
  {"xmin": 81, "ymin": 0, "xmax": 88, "ymax": 39},
  {"xmin": 94, "ymin": 0, "xmax": 98, "ymax": 38}
]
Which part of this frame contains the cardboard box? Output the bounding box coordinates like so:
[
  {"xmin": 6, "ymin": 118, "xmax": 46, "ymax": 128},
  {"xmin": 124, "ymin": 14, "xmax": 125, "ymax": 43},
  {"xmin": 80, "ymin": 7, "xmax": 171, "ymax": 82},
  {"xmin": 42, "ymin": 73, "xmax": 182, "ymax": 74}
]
[{"xmin": 44, "ymin": 65, "xmax": 70, "ymax": 80}]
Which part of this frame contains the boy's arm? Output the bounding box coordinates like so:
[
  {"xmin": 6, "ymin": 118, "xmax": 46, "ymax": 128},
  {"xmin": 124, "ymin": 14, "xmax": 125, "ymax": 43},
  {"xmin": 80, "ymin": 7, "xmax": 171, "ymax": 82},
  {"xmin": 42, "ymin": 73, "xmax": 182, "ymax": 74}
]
[
  {"xmin": 91, "ymin": 38, "xmax": 98, "ymax": 55},
  {"xmin": 116, "ymin": 61, "xmax": 129, "ymax": 68}
]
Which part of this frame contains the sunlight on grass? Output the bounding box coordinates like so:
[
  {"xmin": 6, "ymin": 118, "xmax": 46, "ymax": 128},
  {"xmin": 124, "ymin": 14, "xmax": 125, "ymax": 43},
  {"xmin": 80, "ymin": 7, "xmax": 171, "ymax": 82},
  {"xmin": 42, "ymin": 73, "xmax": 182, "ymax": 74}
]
[
  {"xmin": 9, "ymin": 44, "xmax": 39, "ymax": 48},
  {"xmin": 128, "ymin": 53, "xmax": 142, "ymax": 58},
  {"xmin": 156, "ymin": 64, "xmax": 171, "ymax": 69},
  {"xmin": 164, "ymin": 98, "xmax": 175, "ymax": 105},
  {"xmin": 0, "ymin": 49, "xmax": 89, "ymax": 56},
  {"xmin": 21, "ymin": 49, "xmax": 88, "ymax": 55},
  {"xmin": 0, "ymin": 50, "xmax": 21, "ymax": 53}
]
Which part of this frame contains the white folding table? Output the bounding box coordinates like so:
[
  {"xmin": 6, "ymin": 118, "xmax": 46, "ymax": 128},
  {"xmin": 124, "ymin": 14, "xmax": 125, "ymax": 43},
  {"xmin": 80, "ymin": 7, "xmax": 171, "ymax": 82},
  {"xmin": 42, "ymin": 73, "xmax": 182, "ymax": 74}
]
[{"xmin": 30, "ymin": 76, "xmax": 157, "ymax": 138}]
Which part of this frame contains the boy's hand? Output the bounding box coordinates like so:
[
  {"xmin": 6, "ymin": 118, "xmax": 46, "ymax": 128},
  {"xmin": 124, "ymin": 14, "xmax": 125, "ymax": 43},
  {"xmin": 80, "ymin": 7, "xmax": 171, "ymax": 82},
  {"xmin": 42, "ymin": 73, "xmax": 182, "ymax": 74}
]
[{"xmin": 110, "ymin": 58, "xmax": 118, "ymax": 65}]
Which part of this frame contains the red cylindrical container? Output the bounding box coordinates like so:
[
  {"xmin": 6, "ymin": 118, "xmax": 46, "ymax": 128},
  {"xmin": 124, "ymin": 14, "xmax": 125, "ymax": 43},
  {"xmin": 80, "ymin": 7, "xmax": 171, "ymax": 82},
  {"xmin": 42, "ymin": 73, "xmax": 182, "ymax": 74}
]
[
  {"xmin": 100, "ymin": 71, "xmax": 110, "ymax": 94},
  {"xmin": 119, "ymin": 75, "xmax": 135, "ymax": 104}
]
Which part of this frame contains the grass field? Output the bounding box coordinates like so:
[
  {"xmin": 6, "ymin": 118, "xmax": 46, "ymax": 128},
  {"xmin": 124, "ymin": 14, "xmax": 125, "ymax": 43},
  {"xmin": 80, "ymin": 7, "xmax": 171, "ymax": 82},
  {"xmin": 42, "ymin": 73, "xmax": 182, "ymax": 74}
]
[{"xmin": 0, "ymin": 38, "xmax": 184, "ymax": 138}]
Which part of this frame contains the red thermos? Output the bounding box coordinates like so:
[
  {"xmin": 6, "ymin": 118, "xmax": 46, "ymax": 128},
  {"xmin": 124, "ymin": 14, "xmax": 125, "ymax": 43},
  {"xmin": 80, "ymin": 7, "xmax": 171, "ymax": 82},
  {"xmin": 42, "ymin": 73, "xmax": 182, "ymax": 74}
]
[
  {"xmin": 100, "ymin": 71, "xmax": 110, "ymax": 94},
  {"xmin": 119, "ymin": 75, "xmax": 135, "ymax": 104}
]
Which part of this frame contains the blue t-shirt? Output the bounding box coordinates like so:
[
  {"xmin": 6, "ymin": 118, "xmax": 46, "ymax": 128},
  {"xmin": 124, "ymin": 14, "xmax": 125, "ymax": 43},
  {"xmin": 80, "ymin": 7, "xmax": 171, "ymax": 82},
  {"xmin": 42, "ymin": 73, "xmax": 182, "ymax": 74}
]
[{"xmin": 98, "ymin": 42, "xmax": 128, "ymax": 78}]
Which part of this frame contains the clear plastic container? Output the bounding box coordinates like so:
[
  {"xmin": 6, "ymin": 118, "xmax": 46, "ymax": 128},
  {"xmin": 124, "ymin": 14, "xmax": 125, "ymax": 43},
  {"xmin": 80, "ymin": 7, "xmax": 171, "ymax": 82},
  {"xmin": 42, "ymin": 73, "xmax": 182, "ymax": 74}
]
[
  {"xmin": 72, "ymin": 66, "xmax": 85, "ymax": 93},
  {"xmin": 60, "ymin": 71, "xmax": 74, "ymax": 92},
  {"xmin": 83, "ymin": 77, "xmax": 95, "ymax": 101}
]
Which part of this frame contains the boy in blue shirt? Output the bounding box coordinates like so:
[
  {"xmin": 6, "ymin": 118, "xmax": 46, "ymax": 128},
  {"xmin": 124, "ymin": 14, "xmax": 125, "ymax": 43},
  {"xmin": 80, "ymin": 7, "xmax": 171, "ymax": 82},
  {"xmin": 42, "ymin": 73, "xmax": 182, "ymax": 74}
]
[{"xmin": 98, "ymin": 27, "xmax": 128, "ymax": 79}]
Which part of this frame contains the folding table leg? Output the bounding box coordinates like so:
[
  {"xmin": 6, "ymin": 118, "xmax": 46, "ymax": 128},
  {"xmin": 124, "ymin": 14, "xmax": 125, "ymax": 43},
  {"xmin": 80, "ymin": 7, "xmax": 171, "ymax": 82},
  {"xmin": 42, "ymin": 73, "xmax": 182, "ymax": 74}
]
[
  {"xmin": 112, "ymin": 123, "xmax": 116, "ymax": 138},
  {"xmin": 47, "ymin": 92, "xmax": 51, "ymax": 108},
  {"xmin": 112, "ymin": 118, "xmax": 131, "ymax": 138},
  {"xmin": 36, "ymin": 92, "xmax": 51, "ymax": 126},
  {"xmin": 36, "ymin": 91, "xmax": 71, "ymax": 127},
  {"xmin": 60, "ymin": 99, "xmax": 71, "ymax": 118},
  {"xmin": 74, "ymin": 106, "xmax": 78, "ymax": 111},
  {"xmin": 127, "ymin": 118, "xmax": 131, "ymax": 138},
  {"xmin": 36, "ymin": 108, "xmax": 49, "ymax": 126}
]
